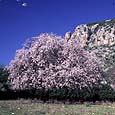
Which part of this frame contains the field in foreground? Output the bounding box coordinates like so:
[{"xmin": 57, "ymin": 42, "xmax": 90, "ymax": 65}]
[{"xmin": 0, "ymin": 100, "xmax": 115, "ymax": 115}]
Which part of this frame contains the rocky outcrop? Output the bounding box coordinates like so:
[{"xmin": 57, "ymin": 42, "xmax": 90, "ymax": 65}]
[
  {"xmin": 71, "ymin": 19, "xmax": 115, "ymax": 47},
  {"xmin": 64, "ymin": 19, "xmax": 115, "ymax": 72},
  {"xmin": 64, "ymin": 31, "xmax": 71, "ymax": 42}
]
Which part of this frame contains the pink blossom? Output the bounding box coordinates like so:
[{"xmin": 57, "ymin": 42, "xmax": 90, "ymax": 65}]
[{"xmin": 7, "ymin": 33, "xmax": 104, "ymax": 91}]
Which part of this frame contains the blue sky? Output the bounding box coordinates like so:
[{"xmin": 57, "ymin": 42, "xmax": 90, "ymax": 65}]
[{"xmin": 0, "ymin": 0, "xmax": 115, "ymax": 65}]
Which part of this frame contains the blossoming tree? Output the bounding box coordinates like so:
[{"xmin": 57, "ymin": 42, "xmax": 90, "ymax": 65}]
[{"xmin": 7, "ymin": 33, "xmax": 104, "ymax": 93}]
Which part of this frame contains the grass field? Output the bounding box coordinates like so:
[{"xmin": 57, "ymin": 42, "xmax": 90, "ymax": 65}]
[{"xmin": 0, "ymin": 100, "xmax": 115, "ymax": 115}]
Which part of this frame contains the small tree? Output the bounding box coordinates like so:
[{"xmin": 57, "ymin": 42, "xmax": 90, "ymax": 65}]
[
  {"xmin": 7, "ymin": 33, "xmax": 104, "ymax": 100},
  {"xmin": 0, "ymin": 65, "xmax": 9, "ymax": 91}
]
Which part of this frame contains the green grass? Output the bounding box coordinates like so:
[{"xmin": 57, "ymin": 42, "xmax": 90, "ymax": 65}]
[{"xmin": 0, "ymin": 100, "xmax": 115, "ymax": 115}]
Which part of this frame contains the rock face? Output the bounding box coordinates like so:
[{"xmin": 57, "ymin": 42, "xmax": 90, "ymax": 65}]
[
  {"xmin": 72, "ymin": 19, "xmax": 115, "ymax": 47},
  {"xmin": 64, "ymin": 31, "xmax": 71, "ymax": 42},
  {"xmin": 64, "ymin": 19, "xmax": 115, "ymax": 73}
]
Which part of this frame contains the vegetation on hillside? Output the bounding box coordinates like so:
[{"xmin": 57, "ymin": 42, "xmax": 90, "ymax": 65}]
[
  {"xmin": 1, "ymin": 20, "xmax": 115, "ymax": 102},
  {"xmin": 87, "ymin": 19, "xmax": 115, "ymax": 27}
]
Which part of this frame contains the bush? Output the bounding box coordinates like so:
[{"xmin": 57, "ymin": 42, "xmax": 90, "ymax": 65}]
[
  {"xmin": 0, "ymin": 65, "xmax": 11, "ymax": 100},
  {"xmin": 0, "ymin": 65, "xmax": 9, "ymax": 91},
  {"xmin": 7, "ymin": 33, "xmax": 104, "ymax": 101},
  {"xmin": 99, "ymin": 84, "xmax": 115, "ymax": 102}
]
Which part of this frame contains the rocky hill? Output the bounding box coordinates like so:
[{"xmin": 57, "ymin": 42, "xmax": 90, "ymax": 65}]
[
  {"xmin": 72, "ymin": 19, "xmax": 115, "ymax": 47},
  {"xmin": 64, "ymin": 19, "xmax": 115, "ymax": 86}
]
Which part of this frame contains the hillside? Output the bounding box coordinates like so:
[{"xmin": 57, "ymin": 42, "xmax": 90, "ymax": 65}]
[
  {"xmin": 65, "ymin": 19, "xmax": 115, "ymax": 71},
  {"xmin": 72, "ymin": 19, "xmax": 115, "ymax": 47}
]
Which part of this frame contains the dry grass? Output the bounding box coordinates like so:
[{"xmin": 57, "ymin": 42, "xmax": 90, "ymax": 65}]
[{"xmin": 0, "ymin": 100, "xmax": 115, "ymax": 115}]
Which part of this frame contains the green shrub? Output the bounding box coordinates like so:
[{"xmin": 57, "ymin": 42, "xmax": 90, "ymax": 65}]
[
  {"xmin": 0, "ymin": 65, "xmax": 9, "ymax": 91},
  {"xmin": 99, "ymin": 84, "xmax": 115, "ymax": 102}
]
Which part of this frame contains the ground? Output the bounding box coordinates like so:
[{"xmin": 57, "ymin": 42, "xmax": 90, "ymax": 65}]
[{"xmin": 0, "ymin": 100, "xmax": 115, "ymax": 115}]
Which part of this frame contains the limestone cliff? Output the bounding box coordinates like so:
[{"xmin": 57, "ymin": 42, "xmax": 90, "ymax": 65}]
[
  {"xmin": 72, "ymin": 19, "xmax": 115, "ymax": 47},
  {"xmin": 64, "ymin": 19, "xmax": 115, "ymax": 74}
]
